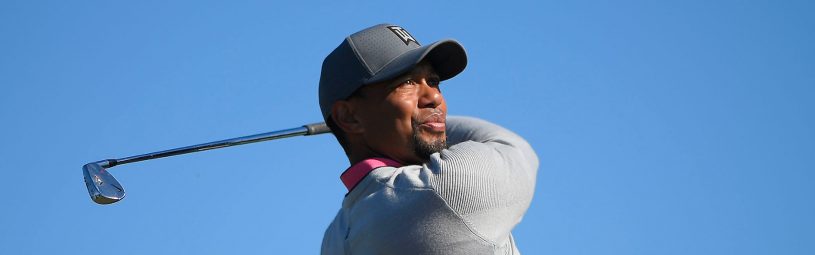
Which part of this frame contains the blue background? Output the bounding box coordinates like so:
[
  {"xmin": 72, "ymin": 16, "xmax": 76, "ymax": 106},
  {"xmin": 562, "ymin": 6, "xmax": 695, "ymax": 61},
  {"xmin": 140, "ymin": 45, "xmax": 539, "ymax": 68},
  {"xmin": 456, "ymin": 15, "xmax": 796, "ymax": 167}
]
[{"xmin": 1, "ymin": 0, "xmax": 813, "ymax": 254}]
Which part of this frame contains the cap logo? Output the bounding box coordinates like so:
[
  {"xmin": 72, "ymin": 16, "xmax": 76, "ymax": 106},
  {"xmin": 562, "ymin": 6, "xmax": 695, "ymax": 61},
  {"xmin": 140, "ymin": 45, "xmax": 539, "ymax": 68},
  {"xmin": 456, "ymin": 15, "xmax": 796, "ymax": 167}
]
[{"xmin": 387, "ymin": 26, "xmax": 419, "ymax": 46}]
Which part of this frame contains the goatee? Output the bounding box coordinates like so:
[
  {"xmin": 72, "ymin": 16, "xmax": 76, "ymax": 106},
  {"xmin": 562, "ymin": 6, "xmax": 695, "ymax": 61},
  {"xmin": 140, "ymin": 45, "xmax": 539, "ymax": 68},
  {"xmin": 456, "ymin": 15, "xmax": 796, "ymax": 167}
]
[{"xmin": 412, "ymin": 121, "xmax": 447, "ymax": 161}]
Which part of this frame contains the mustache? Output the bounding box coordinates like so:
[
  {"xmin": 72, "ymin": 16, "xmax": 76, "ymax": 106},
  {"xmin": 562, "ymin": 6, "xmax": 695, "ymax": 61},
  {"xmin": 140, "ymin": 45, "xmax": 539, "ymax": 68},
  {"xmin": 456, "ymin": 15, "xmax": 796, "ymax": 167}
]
[{"xmin": 419, "ymin": 108, "xmax": 446, "ymax": 123}]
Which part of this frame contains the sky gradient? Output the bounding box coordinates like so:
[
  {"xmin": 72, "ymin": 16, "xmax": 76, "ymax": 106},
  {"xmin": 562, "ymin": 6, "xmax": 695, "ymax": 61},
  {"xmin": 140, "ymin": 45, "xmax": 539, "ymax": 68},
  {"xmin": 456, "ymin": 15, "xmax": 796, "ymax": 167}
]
[{"xmin": 1, "ymin": 0, "xmax": 813, "ymax": 254}]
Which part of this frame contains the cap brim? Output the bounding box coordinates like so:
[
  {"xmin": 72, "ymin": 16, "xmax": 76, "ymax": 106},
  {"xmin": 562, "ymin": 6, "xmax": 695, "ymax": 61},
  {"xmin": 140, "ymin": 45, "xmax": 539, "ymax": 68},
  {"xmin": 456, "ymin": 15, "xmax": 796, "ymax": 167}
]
[{"xmin": 365, "ymin": 39, "xmax": 467, "ymax": 85}]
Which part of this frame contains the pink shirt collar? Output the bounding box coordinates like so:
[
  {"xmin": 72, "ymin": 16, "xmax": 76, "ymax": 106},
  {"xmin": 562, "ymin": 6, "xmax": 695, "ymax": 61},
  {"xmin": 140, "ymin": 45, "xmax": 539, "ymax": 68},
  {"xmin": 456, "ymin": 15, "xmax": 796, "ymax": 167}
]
[{"xmin": 340, "ymin": 157, "xmax": 402, "ymax": 191}]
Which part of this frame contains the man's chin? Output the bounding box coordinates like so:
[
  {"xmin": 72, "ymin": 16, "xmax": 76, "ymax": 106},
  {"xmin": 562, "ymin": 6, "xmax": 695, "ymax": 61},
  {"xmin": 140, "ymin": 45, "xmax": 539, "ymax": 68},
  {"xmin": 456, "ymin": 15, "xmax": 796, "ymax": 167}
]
[
  {"xmin": 411, "ymin": 121, "xmax": 447, "ymax": 161},
  {"xmin": 413, "ymin": 135, "xmax": 447, "ymax": 161}
]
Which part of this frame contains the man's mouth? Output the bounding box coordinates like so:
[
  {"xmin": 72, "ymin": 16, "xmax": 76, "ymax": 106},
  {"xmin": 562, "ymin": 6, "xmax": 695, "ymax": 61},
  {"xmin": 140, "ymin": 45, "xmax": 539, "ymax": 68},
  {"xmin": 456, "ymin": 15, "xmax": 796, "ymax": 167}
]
[{"xmin": 418, "ymin": 115, "xmax": 446, "ymax": 133}]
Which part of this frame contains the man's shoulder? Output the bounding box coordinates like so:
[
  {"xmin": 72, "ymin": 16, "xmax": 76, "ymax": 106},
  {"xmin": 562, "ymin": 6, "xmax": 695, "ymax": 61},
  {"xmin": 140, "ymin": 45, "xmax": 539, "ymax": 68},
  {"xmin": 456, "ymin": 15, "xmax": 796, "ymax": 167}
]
[
  {"xmin": 330, "ymin": 171, "xmax": 498, "ymax": 255},
  {"xmin": 356, "ymin": 165, "xmax": 434, "ymax": 192}
]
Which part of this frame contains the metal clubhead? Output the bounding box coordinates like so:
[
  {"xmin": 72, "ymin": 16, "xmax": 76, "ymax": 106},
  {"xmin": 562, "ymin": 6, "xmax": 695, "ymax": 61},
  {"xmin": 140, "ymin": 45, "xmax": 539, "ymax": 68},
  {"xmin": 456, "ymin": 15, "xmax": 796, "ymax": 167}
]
[{"xmin": 83, "ymin": 162, "xmax": 125, "ymax": 204}]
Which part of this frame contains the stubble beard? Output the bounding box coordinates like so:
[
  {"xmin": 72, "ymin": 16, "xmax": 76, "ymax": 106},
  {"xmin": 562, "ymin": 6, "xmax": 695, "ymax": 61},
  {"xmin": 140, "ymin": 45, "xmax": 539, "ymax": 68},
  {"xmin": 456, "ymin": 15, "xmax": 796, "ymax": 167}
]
[{"xmin": 411, "ymin": 121, "xmax": 447, "ymax": 162}]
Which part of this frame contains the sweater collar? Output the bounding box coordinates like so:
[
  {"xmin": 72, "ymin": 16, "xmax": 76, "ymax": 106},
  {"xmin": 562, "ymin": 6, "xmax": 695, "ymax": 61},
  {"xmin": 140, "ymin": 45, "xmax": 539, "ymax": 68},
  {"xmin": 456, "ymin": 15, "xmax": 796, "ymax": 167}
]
[{"xmin": 340, "ymin": 157, "xmax": 402, "ymax": 191}]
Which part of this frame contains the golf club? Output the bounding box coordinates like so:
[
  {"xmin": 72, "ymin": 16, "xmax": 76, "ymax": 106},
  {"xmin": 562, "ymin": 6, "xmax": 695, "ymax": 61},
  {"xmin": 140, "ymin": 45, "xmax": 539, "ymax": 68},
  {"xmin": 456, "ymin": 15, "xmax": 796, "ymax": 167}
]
[{"xmin": 83, "ymin": 122, "xmax": 331, "ymax": 204}]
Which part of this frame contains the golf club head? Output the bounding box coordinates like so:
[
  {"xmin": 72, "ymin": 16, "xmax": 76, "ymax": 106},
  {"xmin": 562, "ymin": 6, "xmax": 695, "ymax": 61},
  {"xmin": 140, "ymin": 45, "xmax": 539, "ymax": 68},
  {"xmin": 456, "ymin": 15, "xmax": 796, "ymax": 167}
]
[{"xmin": 83, "ymin": 162, "xmax": 125, "ymax": 204}]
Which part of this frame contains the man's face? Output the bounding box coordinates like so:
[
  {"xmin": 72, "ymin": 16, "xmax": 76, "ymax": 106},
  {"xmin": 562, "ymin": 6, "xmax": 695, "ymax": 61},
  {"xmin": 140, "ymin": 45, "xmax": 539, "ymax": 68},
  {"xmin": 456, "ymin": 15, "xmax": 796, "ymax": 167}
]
[{"xmin": 350, "ymin": 62, "xmax": 447, "ymax": 164}]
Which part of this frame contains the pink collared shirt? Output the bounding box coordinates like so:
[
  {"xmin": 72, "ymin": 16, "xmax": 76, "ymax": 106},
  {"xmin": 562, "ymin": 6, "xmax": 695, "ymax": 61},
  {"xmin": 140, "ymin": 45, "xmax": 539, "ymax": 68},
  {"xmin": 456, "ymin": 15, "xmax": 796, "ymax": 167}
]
[{"xmin": 340, "ymin": 157, "xmax": 402, "ymax": 191}]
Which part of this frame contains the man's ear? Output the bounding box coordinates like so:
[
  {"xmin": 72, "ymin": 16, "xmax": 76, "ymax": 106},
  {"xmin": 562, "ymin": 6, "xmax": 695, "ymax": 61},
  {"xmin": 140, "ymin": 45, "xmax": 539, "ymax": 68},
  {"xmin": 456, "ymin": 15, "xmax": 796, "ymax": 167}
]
[{"xmin": 331, "ymin": 100, "xmax": 364, "ymax": 134}]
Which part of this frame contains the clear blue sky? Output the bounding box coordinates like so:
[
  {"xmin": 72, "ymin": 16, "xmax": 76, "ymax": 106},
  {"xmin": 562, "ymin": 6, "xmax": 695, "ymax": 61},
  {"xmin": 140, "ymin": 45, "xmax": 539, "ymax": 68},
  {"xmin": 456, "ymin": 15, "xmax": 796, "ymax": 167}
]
[{"xmin": 1, "ymin": 0, "xmax": 813, "ymax": 254}]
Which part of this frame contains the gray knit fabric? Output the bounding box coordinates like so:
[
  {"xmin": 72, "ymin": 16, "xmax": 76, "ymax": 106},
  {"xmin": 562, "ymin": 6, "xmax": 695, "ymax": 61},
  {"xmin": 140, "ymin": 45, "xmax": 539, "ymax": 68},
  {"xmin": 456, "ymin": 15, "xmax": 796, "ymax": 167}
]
[{"xmin": 321, "ymin": 116, "xmax": 539, "ymax": 255}]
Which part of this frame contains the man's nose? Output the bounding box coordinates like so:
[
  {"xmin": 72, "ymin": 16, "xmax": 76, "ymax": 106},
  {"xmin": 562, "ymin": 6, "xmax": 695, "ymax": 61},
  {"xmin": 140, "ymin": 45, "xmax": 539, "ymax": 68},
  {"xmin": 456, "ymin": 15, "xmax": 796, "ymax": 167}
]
[{"xmin": 417, "ymin": 80, "xmax": 443, "ymax": 109}]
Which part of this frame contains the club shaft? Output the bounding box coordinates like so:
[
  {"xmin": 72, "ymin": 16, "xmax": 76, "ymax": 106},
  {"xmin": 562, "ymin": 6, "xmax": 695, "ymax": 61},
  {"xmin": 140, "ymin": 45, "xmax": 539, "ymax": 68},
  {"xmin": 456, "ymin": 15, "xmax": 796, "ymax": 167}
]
[{"xmin": 107, "ymin": 123, "xmax": 329, "ymax": 167}]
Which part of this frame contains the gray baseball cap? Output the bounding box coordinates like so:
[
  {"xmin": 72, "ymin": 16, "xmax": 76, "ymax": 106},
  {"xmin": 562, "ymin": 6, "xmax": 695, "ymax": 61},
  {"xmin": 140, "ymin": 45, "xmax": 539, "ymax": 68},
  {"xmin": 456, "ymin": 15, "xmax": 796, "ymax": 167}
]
[{"xmin": 319, "ymin": 23, "xmax": 467, "ymax": 120}]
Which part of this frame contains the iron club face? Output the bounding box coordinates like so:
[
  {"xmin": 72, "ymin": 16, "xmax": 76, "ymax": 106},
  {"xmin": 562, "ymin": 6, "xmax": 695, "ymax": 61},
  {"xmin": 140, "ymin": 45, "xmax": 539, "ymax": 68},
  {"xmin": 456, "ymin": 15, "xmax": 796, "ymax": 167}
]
[{"xmin": 83, "ymin": 162, "xmax": 125, "ymax": 204}]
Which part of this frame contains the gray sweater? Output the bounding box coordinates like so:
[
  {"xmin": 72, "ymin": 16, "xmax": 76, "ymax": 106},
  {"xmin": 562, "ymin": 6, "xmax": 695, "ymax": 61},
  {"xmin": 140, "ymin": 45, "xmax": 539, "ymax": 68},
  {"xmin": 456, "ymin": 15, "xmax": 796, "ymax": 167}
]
[{"xmin": 321, "ymin": 116, "xmax": 539, "ymax": 255}]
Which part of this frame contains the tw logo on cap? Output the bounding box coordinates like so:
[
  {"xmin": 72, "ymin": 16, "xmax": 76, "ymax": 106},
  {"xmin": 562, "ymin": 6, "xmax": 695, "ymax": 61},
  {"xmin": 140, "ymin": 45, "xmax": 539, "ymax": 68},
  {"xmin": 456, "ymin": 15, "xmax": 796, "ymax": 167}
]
[{"xmin": 387, "ymin": 26, "xmax": 419, "ymax": 46}]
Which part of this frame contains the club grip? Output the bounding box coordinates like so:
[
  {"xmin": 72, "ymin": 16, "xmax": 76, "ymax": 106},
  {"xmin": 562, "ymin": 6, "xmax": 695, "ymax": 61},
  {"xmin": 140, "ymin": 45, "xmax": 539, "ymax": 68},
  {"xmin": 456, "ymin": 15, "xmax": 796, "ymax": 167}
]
[{"xmin": 303, "ymin": 122, "xmax": 331, "ymax": 135}]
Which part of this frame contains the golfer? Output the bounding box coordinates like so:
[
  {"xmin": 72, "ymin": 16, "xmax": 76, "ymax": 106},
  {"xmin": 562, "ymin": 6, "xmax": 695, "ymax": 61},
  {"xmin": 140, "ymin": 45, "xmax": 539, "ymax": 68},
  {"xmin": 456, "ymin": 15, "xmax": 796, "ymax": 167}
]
[{"xmin": 319, "ymin": 24, "xmax": 539, "ymax": 255}]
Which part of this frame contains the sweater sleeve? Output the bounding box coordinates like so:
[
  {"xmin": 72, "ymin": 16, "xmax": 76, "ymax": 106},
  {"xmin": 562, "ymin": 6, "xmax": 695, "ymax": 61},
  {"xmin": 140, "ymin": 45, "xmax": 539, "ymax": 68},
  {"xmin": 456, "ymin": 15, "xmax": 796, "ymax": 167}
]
[{"xmin": 427, "ymin": 116, "xmax": 539, "ymax": 244}]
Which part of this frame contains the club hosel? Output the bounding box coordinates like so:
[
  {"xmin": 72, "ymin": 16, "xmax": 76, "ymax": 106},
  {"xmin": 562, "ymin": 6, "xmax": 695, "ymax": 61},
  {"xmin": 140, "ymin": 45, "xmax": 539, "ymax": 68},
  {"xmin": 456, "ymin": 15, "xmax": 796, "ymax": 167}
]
[{"xmin": 95, "ymin": 159, "xmax": 118, "ymax": 168}]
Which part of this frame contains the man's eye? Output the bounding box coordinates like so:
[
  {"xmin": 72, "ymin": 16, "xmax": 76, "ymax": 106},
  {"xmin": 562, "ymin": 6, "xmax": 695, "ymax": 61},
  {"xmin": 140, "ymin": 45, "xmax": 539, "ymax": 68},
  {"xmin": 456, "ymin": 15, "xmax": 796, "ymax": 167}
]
[
  {"xmin": 428, "ymin": 78, "xmax": 440, "ymax": 86},
  {"xmin": 402, "ymin": 79, "xmax": 417, "ymax": 86}
]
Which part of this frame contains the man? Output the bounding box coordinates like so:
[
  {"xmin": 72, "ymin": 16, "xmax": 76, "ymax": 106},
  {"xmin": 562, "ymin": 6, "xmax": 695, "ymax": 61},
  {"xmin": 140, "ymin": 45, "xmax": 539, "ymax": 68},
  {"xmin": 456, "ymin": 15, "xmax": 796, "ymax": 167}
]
[{"xmin": 319, "ymin": 24, "xmax": 539, "ymax": 255}]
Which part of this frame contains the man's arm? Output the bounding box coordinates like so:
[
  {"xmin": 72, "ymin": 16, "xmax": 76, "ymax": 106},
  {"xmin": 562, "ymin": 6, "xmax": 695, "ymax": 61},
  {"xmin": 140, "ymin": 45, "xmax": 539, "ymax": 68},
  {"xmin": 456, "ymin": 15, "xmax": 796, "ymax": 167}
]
[{"xmin": 427, "ymin": 116, "xmax": 539, "ymax": 244}]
